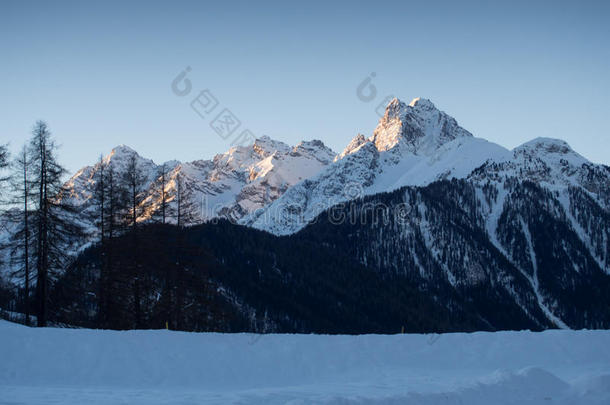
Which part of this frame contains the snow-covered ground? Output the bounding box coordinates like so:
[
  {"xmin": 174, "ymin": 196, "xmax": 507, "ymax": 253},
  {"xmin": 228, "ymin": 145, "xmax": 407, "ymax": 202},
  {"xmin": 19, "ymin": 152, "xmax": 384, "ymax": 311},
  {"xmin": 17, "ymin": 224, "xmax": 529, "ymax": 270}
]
[{"xmin": 1, "ymin": 321, "xmax": 609, "ymax": 404}]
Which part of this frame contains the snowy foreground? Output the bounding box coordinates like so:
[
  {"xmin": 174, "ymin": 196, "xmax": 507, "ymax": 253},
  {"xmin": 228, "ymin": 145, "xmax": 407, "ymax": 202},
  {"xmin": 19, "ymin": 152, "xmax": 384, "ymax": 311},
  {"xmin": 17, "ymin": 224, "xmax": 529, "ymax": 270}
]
[{"xmin": 1, "ymin": 321, "xmax": 609, "ymax": 404}]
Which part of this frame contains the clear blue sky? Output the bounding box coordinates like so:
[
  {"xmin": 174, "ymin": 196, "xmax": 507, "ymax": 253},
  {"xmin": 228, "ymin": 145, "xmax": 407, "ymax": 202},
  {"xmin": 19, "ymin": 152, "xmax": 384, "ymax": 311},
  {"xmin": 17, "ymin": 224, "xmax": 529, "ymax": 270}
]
[{"xmin": 1, "ymin": 0, "xmax": 609, "ymax": 174}]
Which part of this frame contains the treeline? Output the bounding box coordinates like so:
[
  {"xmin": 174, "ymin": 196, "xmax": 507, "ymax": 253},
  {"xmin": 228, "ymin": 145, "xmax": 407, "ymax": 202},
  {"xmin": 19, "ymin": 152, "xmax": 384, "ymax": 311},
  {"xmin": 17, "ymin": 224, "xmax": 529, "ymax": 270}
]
[
  {"xmin": 44, "ymin": 220, "xmax": 487, "ymax": 334},
  {"xmin": 51, "ymin": 224, "xmax": 235, "ymax": 331},
  {"xmin": 0, "ymin": 122, "xmax": 82, "ymax": 327},
  {"xmin": 0, "ymin": 121, "xmax": 199, "ymax": 329}
]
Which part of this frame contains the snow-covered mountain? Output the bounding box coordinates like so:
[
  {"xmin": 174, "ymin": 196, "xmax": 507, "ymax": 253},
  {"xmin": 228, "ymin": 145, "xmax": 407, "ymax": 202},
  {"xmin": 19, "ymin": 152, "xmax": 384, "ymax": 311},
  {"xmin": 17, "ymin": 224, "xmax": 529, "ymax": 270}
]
[
  {"xmin": 61, "ymin": 137, "xmax": 336, "ymax": 225},
  {"xmin": 470, "ymin": 137, "xmax": 610, "ymax": 208},
  {"xmin": 241, "ymin": 97, "xmax": 512, "ymax": 234},
  {"xmin": 225, "ymin": 98, "xmax": 605, "ymax": 330},
  {"xmin": 61, "ymin": 96, "xmax": 608, "ymax": 241},
  {"xmin": 467, "ymin": 136, "xmax": 610, "ymax": 278},
  {"xmin": 63, "ymin": 144, "xmax": 172, "ymax": 206},
  {"xmin": 241, "ymin": 98, "xmax": 610, "ymax": 236}
]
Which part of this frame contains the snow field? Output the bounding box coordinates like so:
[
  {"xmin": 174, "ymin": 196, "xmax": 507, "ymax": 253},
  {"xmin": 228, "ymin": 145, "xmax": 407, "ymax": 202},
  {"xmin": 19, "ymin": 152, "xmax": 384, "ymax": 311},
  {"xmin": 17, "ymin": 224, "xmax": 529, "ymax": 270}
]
[{"xmin": 1, "ymin": 321, "xmax": 610, "ymax": 404}]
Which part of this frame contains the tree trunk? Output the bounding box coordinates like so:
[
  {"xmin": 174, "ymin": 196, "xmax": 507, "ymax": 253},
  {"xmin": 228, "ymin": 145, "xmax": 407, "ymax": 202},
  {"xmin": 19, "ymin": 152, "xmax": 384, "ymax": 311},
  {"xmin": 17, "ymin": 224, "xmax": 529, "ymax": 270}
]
[{"xmin": 23, "ymin": 157, "xmax": 30, "ymax": 326}]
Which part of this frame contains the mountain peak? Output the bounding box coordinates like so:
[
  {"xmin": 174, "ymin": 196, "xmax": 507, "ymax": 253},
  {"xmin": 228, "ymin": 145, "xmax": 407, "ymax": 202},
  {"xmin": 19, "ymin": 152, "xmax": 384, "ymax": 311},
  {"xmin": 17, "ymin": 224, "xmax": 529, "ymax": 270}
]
[
  {"xmin": 408, "ymin": 97, "xmax": 435, "ymax": 108},
  {"xmin": 104, "ymin": 144, "xmax": 142, "ymax": 165},
  {"xmin": 337, "ymin": 133, "xmax": 369, "ymax": 160},
  {"xmin": 386, "ymin": 96, "xmax": 402, "ymax": 107},
  {"xmin": 385, "ymin": 97, "xmax": 435, "ymax": 112},
  {"xmin": 251, "ymin": 136, "xmax": 291, "ymax": 157},
  {"xmin": 293, "ymin": 139, "xmax": 336, "ymax": 165},
  {"xmin": 372, "ymin": 97, "xmax": 471, "ymax": 153},
  {"xmin": 383, "ymin": 97, "xmax": 407, "ymax": 119},
  {"xmin": 110, "ymin": 144, "xmax": 137, "ymax": 155},
  {"xmin": 516, "ymin": 137, "xmax": 574, "ymax": 154},
  {"xmin": 512, "ymin": 137, "xmax": 588, "ymax": 168},
  {"xmin": 294, "ymin": 139, "xmax": 331, "ymax": 153}
]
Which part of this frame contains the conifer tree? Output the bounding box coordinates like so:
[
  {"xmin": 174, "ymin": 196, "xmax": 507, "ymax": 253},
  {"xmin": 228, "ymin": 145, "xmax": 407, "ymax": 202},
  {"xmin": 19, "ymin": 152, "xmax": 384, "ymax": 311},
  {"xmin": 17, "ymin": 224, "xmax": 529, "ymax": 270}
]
[
  {"xmin": 101, "ymin": 161, "xmax": 124, "ymax": 327},
  {"xmin": 88, "ymin": 155, "xmax": 109, "ymax": 326},
  {"xmin": 6, "ymin": 146, "xmax": 34, "ymax": 325},
  {"xmin": 28, "ymin": 121, "xmax": 83, "ymax": 326},
  {"xmin": 0, "ymin": 144, "xmax": 9, "ymax": 200},
  {"xmin": 156, "ymin": 164, "xmax": 169, "ymax": 224},
  {"xmin": 121, "ymin": 152, "xmax": 147, "ymax": 328},
  {"xmin": 172, "ymin": 171, "xmax": 199, "ymax": 227}
]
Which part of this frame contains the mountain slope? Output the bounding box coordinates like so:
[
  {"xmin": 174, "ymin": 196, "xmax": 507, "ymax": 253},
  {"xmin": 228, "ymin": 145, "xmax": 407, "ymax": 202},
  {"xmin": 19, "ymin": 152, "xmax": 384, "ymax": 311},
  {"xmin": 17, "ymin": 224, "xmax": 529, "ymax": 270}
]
[
  {"xmin": 469, "ymin": 137, "xmax": 610, "ymax": 274},
  {"xmin": 296, "ymin": 179, "xmax": 610, "ymax": 329}
]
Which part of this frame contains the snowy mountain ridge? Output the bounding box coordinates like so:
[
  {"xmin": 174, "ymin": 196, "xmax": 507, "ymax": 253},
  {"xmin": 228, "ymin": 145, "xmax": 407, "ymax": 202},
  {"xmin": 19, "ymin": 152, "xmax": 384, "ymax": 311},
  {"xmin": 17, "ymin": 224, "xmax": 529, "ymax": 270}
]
[
  {"xmin": 242, "ymin": 98, "xmax": 609, "ymax": 235},
  {"xmin": 61, "ymin": 136, "xmax": 337, "ymax": 224},
  {"xmin": 59, "ymin": 96, "xmax": 609, "ymax": 243}
]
